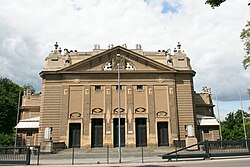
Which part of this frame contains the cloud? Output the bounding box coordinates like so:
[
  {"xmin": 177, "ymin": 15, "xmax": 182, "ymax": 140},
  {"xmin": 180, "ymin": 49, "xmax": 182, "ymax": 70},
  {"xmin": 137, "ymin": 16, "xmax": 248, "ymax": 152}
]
[{"xmin": 0, "ymin": 0, "xmax": 249, "ymax": 101}]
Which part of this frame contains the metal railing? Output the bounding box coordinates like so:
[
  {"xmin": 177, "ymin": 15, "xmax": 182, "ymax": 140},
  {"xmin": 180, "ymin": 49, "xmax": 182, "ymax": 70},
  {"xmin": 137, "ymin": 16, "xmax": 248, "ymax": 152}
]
[
  {"xmin": 0, "ymin": 145, "xmax": 40, "ymax": 165},
  {"xmin": 162, "ymin": 140, "xmax": 250, "ymax": 161},
  {"xmin": 0, "ymin": 147, "xmax": 30, "ymax": 165}
]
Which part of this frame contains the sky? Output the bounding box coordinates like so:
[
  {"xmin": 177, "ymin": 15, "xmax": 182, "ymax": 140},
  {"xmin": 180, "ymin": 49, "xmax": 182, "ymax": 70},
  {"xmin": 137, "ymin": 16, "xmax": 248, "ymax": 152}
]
[{"xmin": 0, "ymin": 0, "xmax": 249, "ymax": 120}]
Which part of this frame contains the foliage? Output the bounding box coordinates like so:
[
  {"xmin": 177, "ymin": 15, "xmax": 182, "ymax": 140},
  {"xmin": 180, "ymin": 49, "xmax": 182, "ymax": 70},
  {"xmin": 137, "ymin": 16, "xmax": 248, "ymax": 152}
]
[
  {"xmin": 221, "ymin": 110, "xmax": 250, "ymax": 140},
  {"xmin": 0, "ymin": 77, "xmax": 23, "ymax": 134},
  {"xmin": 206, "ymin": 1, "xmax": 250, "ymax": 69},
  {"xmin": 206, "ymin": 0, "xmax": 250, "ymax": 8},
  {"xmin": 205, "ymin": 0, "xmax": 226, "ymax": 8},
  {"xmin": 240, "ymin": 21, "xmax": 250, "ymax": 69},
  {"xmin": 0, "ymin": 133, "xmax": 15, "ymax": 147}
]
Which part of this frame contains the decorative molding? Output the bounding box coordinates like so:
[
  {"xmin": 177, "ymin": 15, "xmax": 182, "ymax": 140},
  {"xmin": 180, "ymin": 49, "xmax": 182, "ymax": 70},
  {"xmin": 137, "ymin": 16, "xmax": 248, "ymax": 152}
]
[
  {"xmin": 156, "ymin": 111, "xmax": 168, "ymax": 117},
  {"xmin": 127, "ymin": 88, "xmax": 132, "ymax": 94},
  {"xmin": 73, "ymin": 78, "xmax": 80, "ymax": 83},
  {"xmin": 64, "ymin": 89, "xmax": 68, "ymax": 95},
  {"xmin": 92, "ymin": 107, "xmax": 103, "ymax": 114},
  {"xmin": 114, "ymin": 107, "xmax": 125, "ymax": 114},
  {"xmin": 70, "ymin": 112, "xmax": 81, "ymax": 118},
  {"xmin": 106, "ymin": 89, "xmax": 111, "ymax": 94},
  {"xmin": 169, "ymin": 88, "xmax": 174, "ymax": 95},
  {"xmin": 85, "ymin": 89, "xmax": 89, "ymax": 95},
  {"xmin": 135, "ymin": 107, "xmax": 146, "ymax": 113},
  {"xmin": 148, "ymin": 88, "xmax": 153, "ymax": 95}
]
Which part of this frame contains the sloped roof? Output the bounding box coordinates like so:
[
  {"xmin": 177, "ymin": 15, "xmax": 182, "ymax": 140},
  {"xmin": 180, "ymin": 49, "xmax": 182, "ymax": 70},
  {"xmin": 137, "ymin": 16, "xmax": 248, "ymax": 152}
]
[
  {"xmin": 15, "ymin": 117, "xmax": 40, "ymax": 129},
  {"xmin": 196, "ymin": 114, "xmax": 220, "ymax": 126}
]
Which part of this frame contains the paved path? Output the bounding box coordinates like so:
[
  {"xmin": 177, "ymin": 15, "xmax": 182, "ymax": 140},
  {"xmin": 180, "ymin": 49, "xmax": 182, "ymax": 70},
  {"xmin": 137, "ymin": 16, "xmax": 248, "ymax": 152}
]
[{"xmin": 2, "ymin": 157, "xmax": 250, "ymax": 167}]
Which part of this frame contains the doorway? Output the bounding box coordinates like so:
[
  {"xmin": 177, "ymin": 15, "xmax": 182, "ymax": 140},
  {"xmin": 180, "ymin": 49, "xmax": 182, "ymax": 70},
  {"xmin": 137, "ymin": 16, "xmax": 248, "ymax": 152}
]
[
  {"xmin": 91, "ymin": 119, "xmax": 103, "ymax": 147},
  {"xmin": 113, "ymin": 118, "xmax": 125, "ymax": 147},
  {"xmin": 136, "ymin": 118, "xmax": 147, "ymax": 147},
  {"xmin": 157, "ymin": 122, "xmax": 169, "ymax": 146},
  {"xmin": 69, "ymin": 123, "xmax": 81, "ymax": 148}
]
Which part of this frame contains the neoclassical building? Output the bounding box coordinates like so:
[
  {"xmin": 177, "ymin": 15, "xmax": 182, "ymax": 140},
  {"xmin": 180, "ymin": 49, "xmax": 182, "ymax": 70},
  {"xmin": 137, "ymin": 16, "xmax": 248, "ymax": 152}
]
[{"xmin": 16, "ymin": 43, "xmax": 219, "ymax": 149}]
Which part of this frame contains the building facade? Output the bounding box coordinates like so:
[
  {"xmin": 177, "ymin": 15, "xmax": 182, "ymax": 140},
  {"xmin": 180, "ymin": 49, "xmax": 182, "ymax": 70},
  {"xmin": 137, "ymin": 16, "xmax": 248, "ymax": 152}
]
[{"xmin": 16, "ymin": 43, "xmax": 219, "ymax": 149}]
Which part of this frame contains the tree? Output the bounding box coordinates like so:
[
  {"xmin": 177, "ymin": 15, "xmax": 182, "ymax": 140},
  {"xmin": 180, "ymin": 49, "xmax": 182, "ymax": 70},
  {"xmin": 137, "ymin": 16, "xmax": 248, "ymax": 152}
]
[
  {"xmin": 0, "ymin": 78, "xmax": 23, "ymax": 134},
  {"xmin": 206, "ymin": 1, "xmax": 250, "ymax": 69},
  {"xmin": 240, "ymin": 21, "xmax": 250, "ymax": 69},
  {"xmin": 205, "ymin": 0, "xmax": 226, "ymax": 8},
  {"xmin": 206, "ymin": 0, "xmax": 250, "ymax": 8},
  {"xmin": 221, "ymin": 110, "xmax": 250, "ymax": 140}
]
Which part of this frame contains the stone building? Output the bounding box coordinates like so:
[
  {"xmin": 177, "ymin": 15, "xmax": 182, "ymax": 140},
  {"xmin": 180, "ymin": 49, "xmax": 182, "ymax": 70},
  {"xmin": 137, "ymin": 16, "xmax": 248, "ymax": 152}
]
[{"xmin": 16, "ymin": 43, "xmax": 219, "ymax": 149}]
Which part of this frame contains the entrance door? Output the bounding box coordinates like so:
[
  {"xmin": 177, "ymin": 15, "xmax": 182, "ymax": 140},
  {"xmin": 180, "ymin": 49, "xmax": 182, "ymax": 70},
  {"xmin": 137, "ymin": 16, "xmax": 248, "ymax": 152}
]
[
  {"xmin": 91, "ymin": 119, "xmax": 103, "ymax": 147},
  {"xmin": 69, "ymin": 123, "xmax": 81, "ymax": 148},
  {"xmin": 113, "ymin": 118, "xmax": 125, "ymax": 147},
  {"xmin": 136, "ymin": 118, "xmax": 147, "ymax": 147},
  {"xmin": 157, "ymin": 122, "xmax": 169, "ymax": 146}
]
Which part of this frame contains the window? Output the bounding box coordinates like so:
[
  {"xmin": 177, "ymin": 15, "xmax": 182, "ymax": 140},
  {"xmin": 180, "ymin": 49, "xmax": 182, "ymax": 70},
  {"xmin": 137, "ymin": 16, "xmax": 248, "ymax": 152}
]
[
  {"xmin": 137, "ymin": 85, "xmax": 143, "ymax": 91},
  {"xmin": 204, "ymin": 129, "xmax": 209, "ymax": 133},
  {"xmin": 116, "ymin": 85, "xmax": 122, "ymax": 91},
  {"xmin": 26, "ymin": 132, "xmax": 32, "ymax": 136},
  {"xmin": 95, "ymin": 85, "xmax": 101, "ymax": 91}
]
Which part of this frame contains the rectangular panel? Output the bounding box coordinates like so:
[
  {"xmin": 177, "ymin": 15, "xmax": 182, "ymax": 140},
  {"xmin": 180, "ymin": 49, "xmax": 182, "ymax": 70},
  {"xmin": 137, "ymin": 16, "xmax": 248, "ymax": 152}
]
[{"xmin": 69, "ymin": 87, "xmax": 83, "ymax": 118}]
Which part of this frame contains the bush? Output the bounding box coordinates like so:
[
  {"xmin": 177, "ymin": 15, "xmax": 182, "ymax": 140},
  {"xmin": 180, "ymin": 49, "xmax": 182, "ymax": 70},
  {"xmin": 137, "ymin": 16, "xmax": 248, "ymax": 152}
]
[{"xmin": 0, "ymin": 133, "xmax": 15, "ymax": 147}]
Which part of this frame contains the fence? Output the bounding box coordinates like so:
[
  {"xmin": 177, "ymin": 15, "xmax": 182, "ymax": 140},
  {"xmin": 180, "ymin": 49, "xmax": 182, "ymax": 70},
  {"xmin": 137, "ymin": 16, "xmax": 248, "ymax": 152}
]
[
  {"xmin": 0, "ymin": 146, "xmax": 40, "ymax": 165},
  {"xmin": 0, "ymin": 147, "xmax": 30, "ymax": 165},
  {"xmin": 162, "ymin": 140, "xmax": 250, "ymax": 161}
]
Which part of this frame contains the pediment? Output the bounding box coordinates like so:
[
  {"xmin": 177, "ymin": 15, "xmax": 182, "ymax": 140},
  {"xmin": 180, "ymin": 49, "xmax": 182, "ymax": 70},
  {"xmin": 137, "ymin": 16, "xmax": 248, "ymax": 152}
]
[{"xmin": 59, "ymin": 46, "xmax": 177, "ymax": 73}]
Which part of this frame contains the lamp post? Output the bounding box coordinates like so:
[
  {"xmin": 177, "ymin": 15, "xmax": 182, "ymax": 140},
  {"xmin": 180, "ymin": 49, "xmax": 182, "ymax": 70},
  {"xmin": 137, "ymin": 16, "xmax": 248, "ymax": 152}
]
[
  {"xmin": 116, "ymin": 52, "xmax": 121, "ymax": 163},
  {"xmin": 14, "ymin": 92, "xmax": 22, "ymax": 148},
  {"xmin": 215, "ymin": 91, "xmax": 223, "ymax": 141},
  {"xmin": 239, "ymin": 89, "xmax": 248, "ymax": 148}
]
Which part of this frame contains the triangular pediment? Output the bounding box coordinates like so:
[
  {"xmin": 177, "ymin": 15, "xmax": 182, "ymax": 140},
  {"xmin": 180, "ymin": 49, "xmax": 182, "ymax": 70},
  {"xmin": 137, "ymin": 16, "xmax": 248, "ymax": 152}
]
[{"xmin": 59, "ymin": 46, "xmax": 177, "ymax": 73}]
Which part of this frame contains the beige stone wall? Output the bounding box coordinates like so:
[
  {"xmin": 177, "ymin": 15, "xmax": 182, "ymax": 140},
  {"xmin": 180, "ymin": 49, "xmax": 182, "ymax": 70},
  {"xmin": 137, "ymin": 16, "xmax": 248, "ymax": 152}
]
[
  {"xmin": 175, "ymin": 74, "xmax": 196, "ymax": 140},
  {"xmin": 38, "ymin": 81, "xmax": 62, "ymax": 144}
]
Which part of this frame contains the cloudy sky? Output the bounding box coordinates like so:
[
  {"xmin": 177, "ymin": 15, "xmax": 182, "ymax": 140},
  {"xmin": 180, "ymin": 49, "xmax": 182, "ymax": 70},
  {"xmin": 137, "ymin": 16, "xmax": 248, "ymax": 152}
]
[{"xmin": 0, "ymin": 0, "xmax": 249, "ymax": 119}]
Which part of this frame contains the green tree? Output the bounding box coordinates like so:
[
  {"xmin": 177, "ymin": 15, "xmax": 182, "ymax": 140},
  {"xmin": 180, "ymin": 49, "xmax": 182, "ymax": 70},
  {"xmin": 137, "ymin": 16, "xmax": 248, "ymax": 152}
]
[
  {"xmin": 0, "ymin": 133, "xmax": 15, "ymax": 147},
  {"xmin": 206, "ymin": 1, "xmax": 250, "ymax": 69},
  {"xmin": 240, "ymin": 21, "xmax": 250, "ymax": 69},
  {"xmin": 221, "ymin": 110, "xmax": 250, "ymax": 140},
  {"xmin": 0, "ymin": 78, "xmax": 23, "ymax": 134},
  {"xmin": 206, "ymin": 0, "xmax": 250, "ymax": 8},
  {"xmin": 0, "ymin": 77, "xmax": 25, "ymax": 146},
  {"xmin": 205, "ymin": 0, "xmax": 226, "ymax": 8}
]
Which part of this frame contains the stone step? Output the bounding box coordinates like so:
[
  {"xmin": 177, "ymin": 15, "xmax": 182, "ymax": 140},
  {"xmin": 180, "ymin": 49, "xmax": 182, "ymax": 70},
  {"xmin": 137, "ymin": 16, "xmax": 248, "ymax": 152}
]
[{"xmin": 57, "ymin": 146, "xmax": 176, "ymax": 155}]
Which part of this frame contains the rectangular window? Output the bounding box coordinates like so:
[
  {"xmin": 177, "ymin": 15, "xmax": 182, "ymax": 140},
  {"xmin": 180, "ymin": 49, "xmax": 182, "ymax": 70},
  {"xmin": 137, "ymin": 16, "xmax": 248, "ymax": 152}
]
[
  {"xmin": 136, "ymin": 85, "xmax": 143, "ymax": 91},
  {"xmin": 95, "ymin": 85, "xmax": 101, "ymax": 91},
  {"xmin": 116, "ymin": 85, "xmax": 122, "ymax": 91},
  {"xmin": 26, "ymin": 132, "xmax": 32, "ymax": 136}
]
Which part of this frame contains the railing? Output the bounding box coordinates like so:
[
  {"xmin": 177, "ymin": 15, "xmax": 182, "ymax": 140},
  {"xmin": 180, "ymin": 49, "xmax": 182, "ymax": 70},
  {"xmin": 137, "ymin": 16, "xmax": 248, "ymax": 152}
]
[
  {"xmin": 208, "ymin": 140, "xmax": 250, "ymax": 153},
  {"xmin": 0, "ymin": 147, "xmax": 31, "ymax": 165},
  {"xmin": 162, "ymin": 140, "xmax": 250, "ymax": 161},
  {"xmin": 0, "ymin": 146, "xmax": 40, "ymax": 165}
]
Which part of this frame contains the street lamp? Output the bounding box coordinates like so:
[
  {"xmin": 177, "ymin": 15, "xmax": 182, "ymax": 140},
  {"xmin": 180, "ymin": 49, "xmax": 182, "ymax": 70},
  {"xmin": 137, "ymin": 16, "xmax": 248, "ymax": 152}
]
[
  {"xmin": 239, "ymin": 89, "xmax": 248, "ymax": 148},
  {"xmin": 116, "ymin": 52, "xmax": 121, "ymax": 163},
  {"xmin": 215, "ymin": 91, "xmax": 223, "ymax": 141}
]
